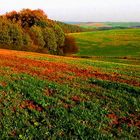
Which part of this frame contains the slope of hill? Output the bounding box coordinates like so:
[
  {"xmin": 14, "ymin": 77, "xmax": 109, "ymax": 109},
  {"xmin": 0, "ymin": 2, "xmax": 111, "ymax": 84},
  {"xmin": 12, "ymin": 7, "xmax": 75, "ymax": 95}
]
[
  {"xmin": 71, "ymin": 22, "xmax": 140, "ymax": 29},
  {"xmin": 71, "ymin": 29, "xmax": 140, "ymax": 57},
  {"xmin": 56, "ymin": 21, "xmax": 88, "ymax": 33},
  {"xmin": 0, "ymin": 49, "xmax": 140, "ymax": 139}
]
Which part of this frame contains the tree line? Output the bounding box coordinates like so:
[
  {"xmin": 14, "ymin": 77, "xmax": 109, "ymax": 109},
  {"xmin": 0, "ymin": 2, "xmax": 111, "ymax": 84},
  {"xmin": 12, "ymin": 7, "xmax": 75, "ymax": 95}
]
[{"xmin": 0, "ymin": 9, "xmax": 81, "ymax": 55}]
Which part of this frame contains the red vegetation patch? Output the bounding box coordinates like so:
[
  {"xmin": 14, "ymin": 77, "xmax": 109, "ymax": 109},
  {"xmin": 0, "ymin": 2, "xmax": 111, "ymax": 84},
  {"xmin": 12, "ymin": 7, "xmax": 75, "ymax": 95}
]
[
  {"xmin": 9, "ymin": 130, "xmax": 17, "ymax": 137},
  {"xmin": 20, "ymin": 100, "xmax": 43, "ymax": 112},
  {"xmin": 45, "ymin": 88, "xmax": 55, "ymax": 96},
  {"xmin": 63, "ymin": 104, "xmax": 73, "ymax": 109},
  {"xmin": 0, "ymin": 82, "xmax": 7, "ymax": 87},
  {"xmin": 71, "ymin": 96, "xmax": 85, "ymax": 104},
  {"xmin": 107, "ymin": 113, "xmax": 140, "ymax": 129},
  {"xmin": 0, "ymin": 50, "xmax": 139, "ymax": 87}
]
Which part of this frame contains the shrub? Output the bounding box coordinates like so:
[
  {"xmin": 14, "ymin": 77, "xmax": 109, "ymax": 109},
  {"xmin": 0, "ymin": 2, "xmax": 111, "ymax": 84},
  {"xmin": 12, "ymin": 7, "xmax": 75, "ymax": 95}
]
[{"xmin": 63, "ymin": 35, "xmax": 79, "ymax": 55}]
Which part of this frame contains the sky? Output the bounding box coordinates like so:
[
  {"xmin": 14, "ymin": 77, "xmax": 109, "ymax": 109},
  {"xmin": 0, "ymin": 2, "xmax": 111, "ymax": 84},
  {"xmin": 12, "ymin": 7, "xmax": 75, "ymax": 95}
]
[{"xmin": 0, "ymin": 0, "xmax": 140, "ymax": 22}]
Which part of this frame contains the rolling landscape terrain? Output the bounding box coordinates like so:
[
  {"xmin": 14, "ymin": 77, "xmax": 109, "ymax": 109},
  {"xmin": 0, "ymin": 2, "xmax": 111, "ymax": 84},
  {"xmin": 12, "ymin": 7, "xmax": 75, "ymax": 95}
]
[
  {"xmin": 71, "ymin": 22, "xmax": 140, "ymax": 30},
  {"xmin": 71, "ymin": 29, "xmax": 140, "ymax": 57},
  {"xmin": 0, "ymin": 5, "xmax": 140, "ymax": 140},
  {"xmin": 0, "ymin": 48, "xmax": 140, "ymax": 139}
]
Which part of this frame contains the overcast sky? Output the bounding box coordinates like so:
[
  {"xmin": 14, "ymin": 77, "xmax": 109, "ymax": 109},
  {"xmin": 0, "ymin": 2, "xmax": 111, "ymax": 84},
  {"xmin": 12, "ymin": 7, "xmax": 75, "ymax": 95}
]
[{"xmin": 0, "ymin": 0, "xmax": 140, "ymax": 22}]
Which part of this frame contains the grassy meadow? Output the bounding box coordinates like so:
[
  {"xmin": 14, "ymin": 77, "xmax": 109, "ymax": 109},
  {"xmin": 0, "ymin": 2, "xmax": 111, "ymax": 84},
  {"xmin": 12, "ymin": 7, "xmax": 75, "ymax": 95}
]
[
  {"xmin": 0, "ymin": 48, "xmax": 140, "ymax": 139},
  {"xmin": 71, "ymin": 29, "xmax": 140, "ymax": 57}
]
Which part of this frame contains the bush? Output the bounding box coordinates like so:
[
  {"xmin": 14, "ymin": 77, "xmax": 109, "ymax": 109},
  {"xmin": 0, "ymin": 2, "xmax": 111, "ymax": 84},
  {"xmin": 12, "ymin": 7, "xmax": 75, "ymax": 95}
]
[{"xmin": 63, "ymin": 35, "xmax": 79, "ymax": 55}]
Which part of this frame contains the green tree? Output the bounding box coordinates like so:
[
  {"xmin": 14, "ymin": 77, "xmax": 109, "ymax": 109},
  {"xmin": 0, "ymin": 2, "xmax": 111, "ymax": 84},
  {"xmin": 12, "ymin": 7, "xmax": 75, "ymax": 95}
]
[
  {"xmin": 8, "ymin": 23, "xmax": 23, "ymax": 49},
  {"xmin": 0, "ymin": 19, "xmax": 10, "ymax": 46},
  {"xmin": 30, "ymin": 25, "xmax": 45, "ymax": 48},
  {"xmin": 43, "ymin": 27, "xmax": 57, "ymax": 54},
  {"xmin": 22, "ymin": 32, "xmax": 33, "ymax": 50},
  {"xmin": 52, "ymin": 24, "xmax": 65, "ymax": 55},
  {"xmin": 0, "ymin": 18, "xmax": 23, "ymax": 49}
]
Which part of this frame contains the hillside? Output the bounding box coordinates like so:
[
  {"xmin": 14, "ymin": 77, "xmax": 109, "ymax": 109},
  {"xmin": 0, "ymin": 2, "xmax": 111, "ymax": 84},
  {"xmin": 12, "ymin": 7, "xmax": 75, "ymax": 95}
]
[
  {"xmin": 56, "ymin": 21, "xmax": 88, "ymax": 33},
  {"xmin": 71, "ymin": 29, "xmax": 140, "ymax": 57},
  {"xmin": 71, "ymin": 22, "xmax": 140, "ymax": 29},
  {"xmin": 0, "ymin": 49, "xmax": 140, "ymax": 139}
]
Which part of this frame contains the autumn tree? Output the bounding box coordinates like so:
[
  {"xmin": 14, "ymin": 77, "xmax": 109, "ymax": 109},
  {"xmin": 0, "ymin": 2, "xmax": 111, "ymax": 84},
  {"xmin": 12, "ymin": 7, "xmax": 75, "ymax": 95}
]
[
  {"xmin": 1, "ymin": 9, "xmax": 79, "ymax": 55},
  {"xmin": 63, "ymin": 35, "xmax": 79, "ymax": 55},
  {"xmin": 6, "ymin": 9, "xmax": 47, "ymax": 28}
]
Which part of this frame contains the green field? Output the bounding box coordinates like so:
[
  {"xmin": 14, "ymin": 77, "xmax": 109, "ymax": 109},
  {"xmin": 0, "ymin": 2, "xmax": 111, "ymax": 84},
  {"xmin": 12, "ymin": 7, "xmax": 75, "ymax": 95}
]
[
  {"xmin": 0, "ymin": 28, "xmax": 140, "ymax": 139},
  {"xmin": 71, "ymin": 29, "xmax": 140, "ymax": 57},
  {"xmin": 76, "ymin": 22, "xmax": 140, "ymax": 29},
  {"xmin": 106, "ymin": 22, "xmax": 140, "ymax": 28},
  {"xmin": 0, "ymin": 49, "xmax": 140, "ymax": 139}
]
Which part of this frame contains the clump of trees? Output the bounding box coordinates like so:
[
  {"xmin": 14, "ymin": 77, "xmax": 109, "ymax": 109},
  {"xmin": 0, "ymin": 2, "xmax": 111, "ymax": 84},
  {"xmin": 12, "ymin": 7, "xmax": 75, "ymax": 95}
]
[
  {"xmin": 0, "ymin": 17, "xmax": 31, "ymax": 50},
  {"xmin": 0, "ymin": 9, "xmax": 79, "ymax": 55},
  {"xmin": 56, "ymin": 21, "xmax": 87, "ymax": 33}
]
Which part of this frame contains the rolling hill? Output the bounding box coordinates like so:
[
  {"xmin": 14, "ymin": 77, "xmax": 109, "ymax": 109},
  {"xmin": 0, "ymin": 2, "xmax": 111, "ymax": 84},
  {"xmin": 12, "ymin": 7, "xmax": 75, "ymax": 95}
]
[
  {"xmin": 0, "ymin": 49, "xmax": 140, "ymax": 139},
  {"xmin": 70, "ymin": 22, "xmax": 140, "ymax": 29},
  {"xmin": 71, "ymin": 29, "xmax": 140, "ymax": 57}
]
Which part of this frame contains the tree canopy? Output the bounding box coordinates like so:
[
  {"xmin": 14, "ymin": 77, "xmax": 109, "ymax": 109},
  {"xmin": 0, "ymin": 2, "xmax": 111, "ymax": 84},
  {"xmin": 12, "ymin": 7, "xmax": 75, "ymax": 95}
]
[{"xmin": 0, "ymin": 9, "xmax": 79, "ymax": 55}]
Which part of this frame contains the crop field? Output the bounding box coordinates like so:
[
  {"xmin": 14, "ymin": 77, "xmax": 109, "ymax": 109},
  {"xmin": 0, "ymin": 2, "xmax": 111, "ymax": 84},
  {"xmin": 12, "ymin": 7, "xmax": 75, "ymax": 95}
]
[
  {"xmin": 76, "ymin": 22, "xmax": 110, "ymax": 29},
  {"xmin": 76, "ymin": 22, "xmax": 140, "ymax": 29},
  {"xmin": 0, "ymin": 49, "xmax": 140, "ymax": 139},
  {"xmin": 72, "ymin": 29, "xmax": 140, "ymax": 57}
]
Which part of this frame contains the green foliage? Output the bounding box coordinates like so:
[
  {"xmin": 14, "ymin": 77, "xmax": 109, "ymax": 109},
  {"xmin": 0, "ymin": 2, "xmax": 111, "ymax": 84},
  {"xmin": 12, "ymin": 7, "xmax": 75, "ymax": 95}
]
[
  {"xmin": 42, "ymin": 27, "xmax": 57, "ymax": 54},
  {"xmin": 0, "ymin": 9, "xmax": 69, "ymax": 55},
  {"xmin": 0, "ymin": 18, "xmax": 11, "ymax": 46},
  {"xmin": 8, "ymin": 23, "xmax": 23, "ymax": 49},
  {"xmin": 30, "ymin": 26, "xmax": 45, "ymax": 48},
  {"xmin": 54, "ymin": 25, "xmax": 65, "ymax": 47},
  {"xmin": 22, "ymin": 32, "xmax": 32, "ymax": 47},
  {"xmin": 0, "ymin": 18, "xmax": 23, "ymax": 49},
  {"xmin": 89, "ymin": 78, "xmax": 140, "ymax": 96},
  {"xmin": 56, "ymin": 21, "xmax": 88, "ymax": 33},
  {"xmin": 0, "ymin": 49, "xmax": 140, "ymax": 139}
]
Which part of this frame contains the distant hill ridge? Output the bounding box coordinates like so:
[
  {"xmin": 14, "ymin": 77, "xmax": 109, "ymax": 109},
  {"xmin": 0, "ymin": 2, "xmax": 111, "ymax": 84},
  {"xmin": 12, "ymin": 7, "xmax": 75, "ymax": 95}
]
[{"xmin": 65, "ymin": 22, "xmax": 140, "ymax": 29}]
